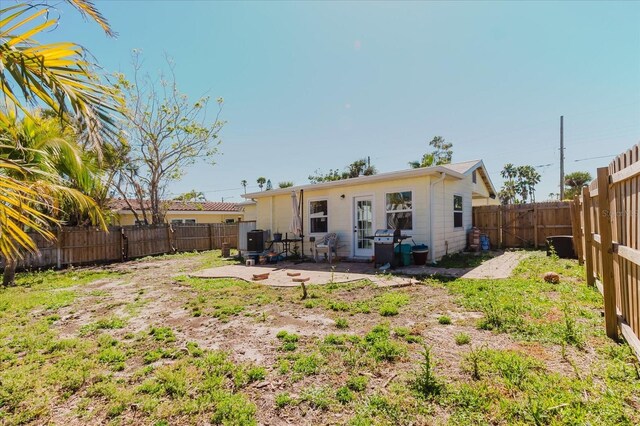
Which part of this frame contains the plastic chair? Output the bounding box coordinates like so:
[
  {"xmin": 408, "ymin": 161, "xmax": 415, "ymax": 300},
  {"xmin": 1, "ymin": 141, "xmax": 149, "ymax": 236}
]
[{"xmin": 313, "ymin": 233, "xmax": 338, "ymax": 263}]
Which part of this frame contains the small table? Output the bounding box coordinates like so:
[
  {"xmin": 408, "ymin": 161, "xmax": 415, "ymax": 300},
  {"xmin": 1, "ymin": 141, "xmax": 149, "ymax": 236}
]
[{"xmin": 267, "ymin": 238, "xmax": 302, "ymax": 259}]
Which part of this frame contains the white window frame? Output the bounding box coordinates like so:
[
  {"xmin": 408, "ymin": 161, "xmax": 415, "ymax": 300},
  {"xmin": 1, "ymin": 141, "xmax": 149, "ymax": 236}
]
[
  {"xmin": 385, "ymin": 190, "xmax": 413, "ymax": 231},
  {"xmin": 453, "ymin": 194, "xmax": 463, "ymax": 228},
  {"xmin": 308, "ymin": 198, "xmax": 329, "ymax": 235}
]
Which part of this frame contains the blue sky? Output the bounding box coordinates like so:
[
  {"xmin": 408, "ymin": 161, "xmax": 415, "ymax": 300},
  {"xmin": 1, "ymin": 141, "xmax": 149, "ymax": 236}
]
[{"xmin": 48, "ymin": 1, "xmax": 640, "ymax": 201}]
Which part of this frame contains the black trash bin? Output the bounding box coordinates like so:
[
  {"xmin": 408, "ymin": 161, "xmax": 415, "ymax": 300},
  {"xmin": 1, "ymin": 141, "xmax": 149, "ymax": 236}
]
[{"xmin": 546, "ymin": 236, "xmax": 576, "ymax": 259}]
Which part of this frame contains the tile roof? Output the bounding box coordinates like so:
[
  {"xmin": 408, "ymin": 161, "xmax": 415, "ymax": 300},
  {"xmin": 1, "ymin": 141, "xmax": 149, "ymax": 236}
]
[{"xmin": 109, "ymin": 199, "xmax": 242, "ymax": 212}]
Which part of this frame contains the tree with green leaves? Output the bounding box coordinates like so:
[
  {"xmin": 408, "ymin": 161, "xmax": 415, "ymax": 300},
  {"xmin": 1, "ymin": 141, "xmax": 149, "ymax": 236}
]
[
  {"xmin": 309, "ymin": 158, "xmax": 377, "ymax": 183},
  {"xmin": 0, "ymin": 112, "xmax": 106, "ymax": 285},
  {"xmin": 111, "ymin": 53, "xmax": 224, "ymax": 224},
  {"xmin": 174, "ymin": 190, "xmax": 206, "ymax": 202},
  {"xmin": 409, "ymin": 136, "xmax": 453, "ymax": 168},
  {"xmin": 564, "ymin": 171, "xmax": 592, "ymax": 199},
  {"xmin": 278, "ymin": 181, "xmax": 294, "ymax": 188},
  {"xmin": 240, "ymin": 179, "xmax": 248, "ymax": 194},
  {"xmin": 498, "ymin": 163, "xmax": 541, "ymax": 204},
  {"xmin": 0, "ymin": 0, "xmax": 117, "ymax": 262},
  {"xmin": 257, "ymin": 177, "xmax": 266, "ymax": 191}
]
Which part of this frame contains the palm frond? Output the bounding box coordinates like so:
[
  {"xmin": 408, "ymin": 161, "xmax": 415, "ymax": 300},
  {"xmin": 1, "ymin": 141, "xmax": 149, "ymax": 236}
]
[
  {"xmin": 65, "ymin": 0, "xmax": 116, "ymax": 37},
  {"xmin": 0, "ymin": 3, "xmax": 122, "ymax": 156}
]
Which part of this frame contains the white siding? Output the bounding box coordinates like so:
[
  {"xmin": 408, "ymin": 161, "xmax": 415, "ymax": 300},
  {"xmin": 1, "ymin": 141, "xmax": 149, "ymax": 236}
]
[
  {"xmin": 430, "ymin": 175, "xmax": 473, "ymax": 260},
  {"xmin": 252, "ymin": 173, "xmax": 477, "ymax": 261}
]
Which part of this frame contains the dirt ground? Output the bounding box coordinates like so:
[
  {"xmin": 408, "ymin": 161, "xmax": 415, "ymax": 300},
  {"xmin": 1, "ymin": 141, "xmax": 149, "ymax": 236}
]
[
  {"xmin": 45, "ymin": 254, "xmax": 522, "ymax": 425},
  {"xmin": 34, "ymin": 251, "xmax": 636, "ymax": 426}
]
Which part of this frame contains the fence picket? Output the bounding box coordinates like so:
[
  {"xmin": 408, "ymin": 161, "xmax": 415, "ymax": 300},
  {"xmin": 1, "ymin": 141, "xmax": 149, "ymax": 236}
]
[
  {"xmin": 473, "ymin": 201, "xmax": 572, "ymax": 248},
  {"xmin": 1, "ymin": 223, "xmax": 239, "ymax": 271},
  {"xmin": 574, "ymin": 143, "xmax": 640, "ymax": 360}
]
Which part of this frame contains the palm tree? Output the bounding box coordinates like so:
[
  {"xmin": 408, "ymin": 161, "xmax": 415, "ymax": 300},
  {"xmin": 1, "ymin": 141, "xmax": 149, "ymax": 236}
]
[
  {"xmin": 564, "ymin": 171, "xmax": 592, "ymax": 199},
  {"xmin": 240, "ymin": 179, "xmax": 248, "ymax": 194},
  {"xmin": 0, "ymin": 112, "xmax": 106, "ymax": 285},
  {"xmin": 0, "ymin": 2, "xmax": 120, "ymax": 154},
  {"xmin": 0, "ymin": 1, "xmax": 118, "ymax": 261},
  {"xmin": 257, "ymin": 177, "xmax": 266, "ymax": 191}
]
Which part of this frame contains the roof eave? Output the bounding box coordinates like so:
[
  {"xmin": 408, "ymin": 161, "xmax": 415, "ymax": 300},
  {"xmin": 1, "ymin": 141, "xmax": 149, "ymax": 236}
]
[{"xmin": 242, "ymin": 165, "xmax": 465, "ymax": 199}]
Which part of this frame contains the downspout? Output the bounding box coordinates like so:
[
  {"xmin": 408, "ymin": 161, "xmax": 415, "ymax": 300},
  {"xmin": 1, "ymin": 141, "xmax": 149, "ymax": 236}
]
[{"xmin": 429, "ymin": 172, "xmax": 446, "ymax": 264}]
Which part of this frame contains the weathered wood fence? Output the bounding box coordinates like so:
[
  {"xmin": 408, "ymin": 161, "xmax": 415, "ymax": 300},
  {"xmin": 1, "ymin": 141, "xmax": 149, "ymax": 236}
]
[
  {"xmin": 473, "ymin": 201, "xmax": 573, "ymax": 248},
  {"xmin": 571, "ymin": 143, "xmax": 640, "ymax": 361},
  {"xmin": 7, "ymin": 223, "xmax": 239, "ymax": 270}
]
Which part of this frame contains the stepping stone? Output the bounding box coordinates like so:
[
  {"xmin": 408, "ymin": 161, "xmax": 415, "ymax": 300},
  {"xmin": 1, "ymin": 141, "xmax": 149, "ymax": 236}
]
[
  {"xmin": 292, "ymin": 277, "xmax": 310, "ymax": 283},
  {"xmin": 252, "ymin": 273, "xmax": 270, "ymax": 281},
  {"xmin": 287, "ymin": 272, "xmax": 301, "ymax": 277}
]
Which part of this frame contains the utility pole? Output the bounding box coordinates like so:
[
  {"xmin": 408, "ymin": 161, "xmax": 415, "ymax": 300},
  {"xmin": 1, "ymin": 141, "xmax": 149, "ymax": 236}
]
[{"xmin": 560, "ymin": 115, "xmax": 565, "ymax": 200}]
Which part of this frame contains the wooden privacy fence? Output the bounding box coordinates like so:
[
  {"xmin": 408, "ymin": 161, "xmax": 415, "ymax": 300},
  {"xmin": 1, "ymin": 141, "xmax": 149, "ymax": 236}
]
[
  {"xmin": 473, "ymin": 201, "xmax": 573, "ymax": 248},
  {"xmin": 6, "ymin": 223, "xmax": 239, "ymax": 270},
  {"xmin": 572, "ymin": 143, "xmax": 640, "ymax": 361}
]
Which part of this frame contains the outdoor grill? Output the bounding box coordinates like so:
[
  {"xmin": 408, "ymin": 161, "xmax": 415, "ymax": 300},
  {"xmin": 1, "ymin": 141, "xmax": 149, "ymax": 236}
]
[{"xmin": 373, "ymin": 229, "xmax": 402, "ymax": 268}]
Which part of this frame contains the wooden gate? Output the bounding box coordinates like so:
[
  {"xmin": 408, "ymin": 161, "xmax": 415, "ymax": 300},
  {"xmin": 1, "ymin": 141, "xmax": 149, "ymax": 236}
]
[{"xmin": 473, "ymin": 202, "xmax": 573, "ymax": 248}]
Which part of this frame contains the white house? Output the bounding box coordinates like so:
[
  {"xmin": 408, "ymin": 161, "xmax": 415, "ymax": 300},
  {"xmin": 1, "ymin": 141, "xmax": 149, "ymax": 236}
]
[{"xmin": 241, "ymin": 160, "xmax": 497, "ymax": 262}]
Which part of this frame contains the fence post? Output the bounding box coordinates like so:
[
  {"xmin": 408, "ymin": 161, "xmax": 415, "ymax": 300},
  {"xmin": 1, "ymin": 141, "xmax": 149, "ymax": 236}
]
[
  {"xmin": 166, "ymin": 224, "xmax": 175, "ymax": 253},
  {"xmin": 209, "ymin": 224, "xmax": 214, "ymax": 250},
  {"xmin": 596, "ymin": 167, "xmax": 618, "ymax": 339},
  {"xmin": 498, "ymin": 207, "xmax": 503, "ymax": 248},
  {"xmin": 533, "ymin": 203, "xmax": 539, "ymax": 247},
  {"xmin": 56, "ymin": 228, "xmax": 64, "ymax": 269},
  {"xmin": 581, "ymin": 187, "xmax": 595, "ymax": 286},
  {"xmin": 120, "ymin": 227, "xmax": 127, "ymax": 261},
  {"xmin": 570, "ymin": 197, "xmax": 582, "ymax": 265}
]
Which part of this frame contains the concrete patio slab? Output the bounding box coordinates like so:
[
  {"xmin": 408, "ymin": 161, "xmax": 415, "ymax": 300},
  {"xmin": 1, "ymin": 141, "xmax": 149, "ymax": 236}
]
[
  {"xmin": 191, "ymin": 263, "xmax": 418, "ymax": 287},
  {"xmin": 190, "ymin": 251, "xmax": 528, "ymax": 286},
  {"xmin": 461, "ymin": 251, "xmax": 527, "ymax": 279}
]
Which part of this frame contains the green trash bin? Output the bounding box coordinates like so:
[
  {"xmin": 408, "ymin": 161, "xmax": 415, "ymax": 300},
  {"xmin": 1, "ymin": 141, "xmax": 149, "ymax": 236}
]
[{"xmin": 394, "ymin": 244, "xmax": 412, "ymax": 266}]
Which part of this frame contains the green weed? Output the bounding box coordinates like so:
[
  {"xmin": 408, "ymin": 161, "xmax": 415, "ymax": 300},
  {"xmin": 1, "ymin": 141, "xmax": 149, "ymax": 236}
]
[
  {"xmin": 455, "ymin": 332, "xmax": 471, "ymax": 345},
  {"xmin": 438, "ymin": 315, "xmax": 452, "ymax": 325},
  {"xmin": 411, "ymin": 345, "xmax": 443, "ymax": 399}
]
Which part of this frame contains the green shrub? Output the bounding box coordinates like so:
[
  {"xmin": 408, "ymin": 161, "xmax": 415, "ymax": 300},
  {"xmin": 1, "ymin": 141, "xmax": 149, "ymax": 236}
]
[
  {"xmin": 438, "ymin": 315, "xmax": 452, "ymax": 325},
  {"xmin": 210, "ymin": 390, "xmax": 257, "ymax": 425},
  {"xmin": 186, "ymin": 341, "xmax": 204, "ymax": 357},
  {"xmin": 247, "ymin": 366, "xmax": 266, "ymax": 382},
  {"xmin": 412, "ymin": 345, "xmax": 443, "ymax": 399},
  {"xmin": 379, "ymin": 303, "xmax": 399, "ymax": 316},
  {"xmin": 79, "ymin": 317, "xmax": 125, "ymax": 336},
  {"xmin": 300, "ymin": 386, "xmax": 331, "ymax": 410},
  {"xmin": 292, "ymin": 354, "xmax": 322, "ymax": 376},
  {"xmin": 276, "ymin": 331, "xmax": 299, "ymax": 351},
  {"xmin": 335, "ymin": 317, "xmax": 349, "ymax": 329},
  {"xmin": 346, "ymin": 375, "xmax": 368, "ymax": 392},
  {"xmin": 324, "ymin": 334, "xmax": 346, "ymax": 345},
  {"xmin": 329, "ymin": 301, "xmax": 350, "ymax": 312},
  {"xmin": 455, "ymin": 333, "xmax": 471, "ymax": 345},
  {"xmin": 336, "ymin": 386, "xmax": 354, "ymax": 404},
  {"xmin": 275, "ymin": 392, "xmax": 294, "ymax": 408},
  {"xmin": 98, "ymin": 347, "xmax": 126, "ymax": 371},
  {"xmin": 370, "ymin": 339, "xmax": 406, "ymax": 362},
  {"xmin": 281, "ymin": 342, "xmax": 297, "ymax": 352},
  {"xmin": 149, "ymin": 326, "xmax": 175, "ymax": 342}
]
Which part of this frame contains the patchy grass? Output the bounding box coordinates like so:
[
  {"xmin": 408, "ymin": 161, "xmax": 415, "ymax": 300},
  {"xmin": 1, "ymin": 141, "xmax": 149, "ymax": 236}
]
[{"xmin": 1, "ymin": 250, "xmax": 638, "ymax": 425}]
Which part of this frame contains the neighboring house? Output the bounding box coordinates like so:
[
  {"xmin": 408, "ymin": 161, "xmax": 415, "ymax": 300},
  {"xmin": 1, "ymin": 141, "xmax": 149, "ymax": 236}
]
[
  {"xmin": 241, "ymin": 160, "xmax": 497, "ymax": 262},
  {"xmin": 237, "ymin": 200, "xmax": 257, "ymax": 221},
  {"xmin": 109, "ymin": 199, "xmax": 244, "ymax": 226}
]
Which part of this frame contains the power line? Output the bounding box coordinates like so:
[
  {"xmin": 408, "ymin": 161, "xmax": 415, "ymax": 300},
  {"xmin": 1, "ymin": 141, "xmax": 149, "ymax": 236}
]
[{"xmin": 573, "ymin": 154, "xmax": 616, "ymax": 162}]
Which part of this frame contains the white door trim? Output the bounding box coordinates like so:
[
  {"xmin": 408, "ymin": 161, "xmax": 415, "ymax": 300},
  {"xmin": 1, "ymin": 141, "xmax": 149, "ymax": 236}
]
[{"xmin": 353, "ymin": 195, "xmax": 375, "ymax": 258}]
